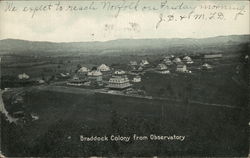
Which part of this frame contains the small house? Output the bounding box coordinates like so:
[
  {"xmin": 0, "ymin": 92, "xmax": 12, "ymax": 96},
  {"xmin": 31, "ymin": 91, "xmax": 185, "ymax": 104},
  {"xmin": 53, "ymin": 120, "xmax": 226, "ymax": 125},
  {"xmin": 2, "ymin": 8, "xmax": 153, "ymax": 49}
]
[
  {"xmin": 67, "ymin": 80, "xmax": 86, "ymax": 86},
  {"xmin": 140, "ymin": 60, "xmax": 149, "ymax": 66},
  {"xmin": 18, "ymin": 73, "xmax": 29, "ymax": 80},
  {"xmin": 130, "ymin": 61, "xmax": 137, "ymax": 66},
  {"xmin": 164, "ymin": 55, "xmax": 171, "ymax": 59},
  {"xmin": 60, "ymin": 73, "xmax": 70, "ymax": 77},
  {"xmin": 78, "ymin": 67, "xmax": 89, "ymax": 78},
  {"xmin": 173, "ymin": 57, "xmax": 182, "ymax": 64},
  {"xmin": 202, "ymin": 63, "xmax": 212, "ymax": 70},
  {"xmin": 176, "ymin": 64, "xmax": 188, "ymax": 73},
  {"xmin": 204, "ymin": 54, "xmax": 222, "ymax": 59},
  {"xmin": 132, "ymin": 76, "xmax": 141, "ymax": 83},
  {"xmin": 163, "ymin": 58, "xmax": 173, "ymax": 65},
  {"xmin": 131, "ymin": 66, "xmax": 143, "ymax": 73},
  {"xmin": 78, "ymin": 67, "xmax": 89, "ymax": 73},
  {"xmin": 38, "ymin": 79, "xmax": 45, "ymax": 84},
  {"xmin": 138, "ymin": 66, "xmax": 143, "ymax": 71},
  {"xmin": 88, "ymin": 70, "xmax": 103, "ymax": 82},
  {"xmin": 183, "ymin": 56, "xmax": 194, "ymax": 64},
  {"xmin": 156, "ymin": 64, "xmax": 170, "ymax": 74},
  {"xmin": 114, "ymin": 70, "xmax": 126, "ymax": 75},
  {"xmin": 72, "ymin": 74, "xmax": 79, "ymax": 80},
  {"xmin": 107, "ymin": 75, "xmax": 131, "ymax": 90},
  {"xmin": 97, "ymin": 64, "xmax": 110, "ymax": 72}
]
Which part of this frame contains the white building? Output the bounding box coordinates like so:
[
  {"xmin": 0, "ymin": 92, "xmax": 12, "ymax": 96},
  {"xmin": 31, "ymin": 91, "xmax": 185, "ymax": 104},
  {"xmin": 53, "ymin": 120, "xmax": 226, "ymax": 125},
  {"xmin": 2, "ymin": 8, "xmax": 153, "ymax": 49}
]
[
  {"xmin": 202, "ymin": 63, "xmax": 212, "ymax": 70},
  {"xmin": 157, "ymin": 63, "xmax": 167, "ymax": 69},
  {"xmin": 18, "ymin": 73, "xmax": 29, "ymax": 80},
  {"xmin": 173, "ymin": 57, "xmax": 182, "ymax": 64},
  {"xmin": 138, "ymin": 66, "xmax": 143, "ymax": 71},
  {"xmin": 114, "ymin": 70, "xmax": 126, "ymax": 75},
  {"xmin": 107, "ymin": 75, "xmax": 131, "ymax": 89},
  {"xmin": 88, "ymin": 70, "xmax": 102, "ymax": 82},
  {"xmin": 97, "ymin": 64, "xmax": 110, "ymax": 72},
  {"xmin": 132, "ymin": 66, "xmax": 143, "ymax": 73},
  {"xmin": 183, "ymin": 56, "xmax": 194, "ymax": 64},
  {"xmin": 164, "ymin": 55, "xmax": 171, "ymax": 59},
  {"xmin": 60, "ymin": 73, "xmax": 70, "ymax": 77},
  {"xmin": 140, "ymin": 60, "xmax": 149, "ymax": 66},
  {"xmin": 130, "ymin": 61, "xmax": 137, "ymax": 66},
  {"xmin": 176, "ymin": 64, "xmax": 188, "ymax": 73},
  {"xmin": 156, "ymin": 64, "xmax": 170, "ymax": 74},
  {"xmin": 88, "ymin": 70, "xmax": 102, "ymax": 77},
  {"xmin": 67, "ymin": 81, "xmax": 84, "ymax": 86},
  {"xmin": 163, "ymin": 58, "xmax": 173, "ymax": 65},
  {"xmin": 38, "ymin": 79, "xmax": 45, "ymax": 84},
  {"xmin": 204, "ymin": 54, "xmax": 222, "ymax": 59},
  {"xmin": 132, "ymin": 76, "xmax": 141, "ymax": 83},
  {"xmin": 72, "ymin": 74, "xmax": 79, "ymax": 80},
  {"xmin": 245, "ymin": 55, "xmax": 249, "ymax": 60},
  {"xmin": 78, "ymin": 67, "xmax": 89, "ymax": 73}
]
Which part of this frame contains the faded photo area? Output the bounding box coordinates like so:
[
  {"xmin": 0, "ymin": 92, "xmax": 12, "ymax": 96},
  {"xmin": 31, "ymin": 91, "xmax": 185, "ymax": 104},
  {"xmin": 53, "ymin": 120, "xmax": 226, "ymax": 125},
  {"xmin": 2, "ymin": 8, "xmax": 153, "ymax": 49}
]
[{"xmin": 0, "ymin": 0, "xmax": 249, "ymax": 157}]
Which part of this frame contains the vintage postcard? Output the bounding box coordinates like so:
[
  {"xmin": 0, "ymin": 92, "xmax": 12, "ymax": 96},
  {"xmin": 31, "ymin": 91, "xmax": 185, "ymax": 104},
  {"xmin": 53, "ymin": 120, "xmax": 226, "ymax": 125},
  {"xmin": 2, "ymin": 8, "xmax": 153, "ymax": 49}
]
[{"xmin": 0, "ymin": 0, "xmax": 249, "ymax": 157}]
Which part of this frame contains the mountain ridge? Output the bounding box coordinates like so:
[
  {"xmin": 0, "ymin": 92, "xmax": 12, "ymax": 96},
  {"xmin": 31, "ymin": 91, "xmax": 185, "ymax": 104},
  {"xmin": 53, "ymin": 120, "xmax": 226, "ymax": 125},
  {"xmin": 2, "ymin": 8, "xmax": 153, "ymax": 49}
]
[
  {"xmin": 0, "ymin": 35, "xmax": 249, "ymax": 56},
  {"xmin": 1, "ymin": 34, "xmax": 249, "ymax": 43}
]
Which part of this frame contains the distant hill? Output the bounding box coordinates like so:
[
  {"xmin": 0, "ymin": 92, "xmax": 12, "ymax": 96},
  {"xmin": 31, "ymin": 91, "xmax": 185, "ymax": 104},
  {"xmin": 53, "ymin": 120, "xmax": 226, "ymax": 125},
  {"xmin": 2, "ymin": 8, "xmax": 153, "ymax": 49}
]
[{"xmin": 0, "ymin": 35, "xmax": 249, "ymax": 56}]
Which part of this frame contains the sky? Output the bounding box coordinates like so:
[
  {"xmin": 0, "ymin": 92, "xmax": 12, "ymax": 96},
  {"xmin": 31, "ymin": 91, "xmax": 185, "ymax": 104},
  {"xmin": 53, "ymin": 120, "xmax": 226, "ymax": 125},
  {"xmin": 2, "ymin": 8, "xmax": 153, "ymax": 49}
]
[{"xmin": 0, "ymin": 0, "xmax": 249, "ymax": 42}]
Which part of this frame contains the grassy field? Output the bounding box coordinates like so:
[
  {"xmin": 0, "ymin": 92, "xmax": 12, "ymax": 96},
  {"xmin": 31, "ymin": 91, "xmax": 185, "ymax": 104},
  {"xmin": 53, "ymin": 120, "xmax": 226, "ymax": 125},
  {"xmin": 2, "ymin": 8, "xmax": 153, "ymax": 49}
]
[
  {"xmin": 1, "ymin": 82, "xmax": 248, "ymax": 157},
  {"xmin": 139, "ymin": 67, "xmax": 247, "ymax": 107}
]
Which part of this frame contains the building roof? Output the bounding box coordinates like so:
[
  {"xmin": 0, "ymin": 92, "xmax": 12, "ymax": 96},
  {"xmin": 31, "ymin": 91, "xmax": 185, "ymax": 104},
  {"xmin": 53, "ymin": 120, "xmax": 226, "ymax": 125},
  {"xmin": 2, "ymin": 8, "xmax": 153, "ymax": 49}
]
[
  {"xmin": 176, "ymin": 64, "xmax": 186, "ymax": 68},
  {"xmin": 108, "ymin": 75, "xmax": 130, "ymax": 84},
  {"xmin": 78, "ymin": 67, "xmax": 89, "ymax": 73},
  {"xmin": 110, "ymin": 75, "xmax": 128, "ymax": 79},
  {"xmin": 138, "ymin": 66, "xmax": 143, "ymax": 70},
  {"xmin": 164, "ymin": 58, "xmax": 173, "ymax": 65},
  {"xmin": 72, "ymin": 75, "xmax": 79, "ymax": 80},
  {"xmin": 173, "ymin": 57, "xmax": 182, "ymax": 63},
  {"xmin": 183, "ymin": 56, "xmax": 192, "ymax": 61},
  {"xmin": 202, "ymin": 63, "xmax": 212, "ymax": 68},
  {"xmin": 133, "ymin": 76, "xmax": 141, "ymax": 82},
  {"xmin": 98, "ymin": 64, "xmax": 110, "ymax": 71},
  {"xmin": 157, "ymin": 63, "xmax": 168, "ymax": 70},
  {"xmin": 204, "ymin": 54, "xmax": 222, "ymax": 58},
  {"xmin": 130, "ymin": 61, "xmax": 137, "ymax": 65},
  {"xmin": 141, "ymin": 59, "xmax": 149, "ymax": 65},
  {"xmin": 60, "ymin": 73, "xmax": 70, "ymax": 77},
  {"xmin": 18, "ymin": 73, "xmax": 29, "ymax": 79},
  {"xmin": 164, "ymin": 55, "xmax": 171, "ymax": 59},
  {"xmin": 114, "ymin": 70, "xmax": 126, "ymax": 75},
  {"xmin": 164, "ymin": 58, "xmax": 171, "ymax": 62},
  {"xmin": 88, "ymin": 70, "xmax": 102, "ymax": 76},
  {"xmin": 38, "ymin": 79, "xmax": 45, "ymax": 84}
]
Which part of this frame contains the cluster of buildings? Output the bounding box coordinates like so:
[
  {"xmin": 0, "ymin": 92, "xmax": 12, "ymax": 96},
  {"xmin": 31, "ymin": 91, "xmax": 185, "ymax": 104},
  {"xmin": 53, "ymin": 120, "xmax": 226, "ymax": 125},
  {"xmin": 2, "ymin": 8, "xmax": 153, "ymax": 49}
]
[
  {"xmin": 129, "ymin": 60, "xmax": 149, "ymax": 74},
  {"xmin": 15, "ymin": 53, "xmax": 221, "ymax": 92},
  {"xmin": 67, "ymin": 62, "xmax": 145, "ymax": 90},
  {"xmin": 155, "ymin": 54, "xmax": 218, "ymax": 74},
  {"xmin": 155, "ymin": 55, "xmax": 193, "ymax": 74},
  {"xmin": 66, "ymin": 54, "xmax": 217, "ymax": 90},
  {"xmin": 105, "ymin": 59, "xmax": 150, "ymax": 90},
  {"xmin": 67, "ymin": 64, "xmax": 108, "ymax": 87}
]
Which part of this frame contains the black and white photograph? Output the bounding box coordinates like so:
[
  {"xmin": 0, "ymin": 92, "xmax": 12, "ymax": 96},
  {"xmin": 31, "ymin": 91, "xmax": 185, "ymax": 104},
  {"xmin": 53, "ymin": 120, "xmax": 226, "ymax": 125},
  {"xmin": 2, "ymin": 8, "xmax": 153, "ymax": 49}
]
[{"xmin": 0, "ymin": 0, "xmax": 249, "ymax": 157}]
